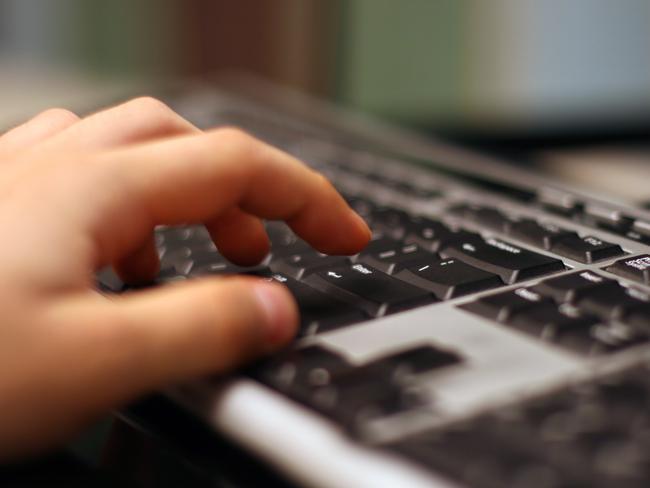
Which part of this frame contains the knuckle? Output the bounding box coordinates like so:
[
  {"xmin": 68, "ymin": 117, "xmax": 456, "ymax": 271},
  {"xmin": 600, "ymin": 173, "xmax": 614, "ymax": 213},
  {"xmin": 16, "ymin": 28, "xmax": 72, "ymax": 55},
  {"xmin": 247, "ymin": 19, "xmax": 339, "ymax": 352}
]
[
  {"xmin": 123, "ymin": 96, "xmax": 179, "ymax": 128},
  {"xmin": 37, "ymin": 108, "xmax": 79, "ymax": 124},
  {"xmin": 212, "ymin": 126, "xmax": 256, "ymax": 153},
  {"xmin": 127, "ymin": 96, "xmax": 172, "ymax": 114}
]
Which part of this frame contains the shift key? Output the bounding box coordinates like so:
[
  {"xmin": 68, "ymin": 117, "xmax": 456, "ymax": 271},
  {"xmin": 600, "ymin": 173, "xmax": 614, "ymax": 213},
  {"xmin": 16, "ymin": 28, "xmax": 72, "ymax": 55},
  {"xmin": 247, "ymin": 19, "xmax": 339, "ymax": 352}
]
[
  {"xmin": 440, "ymin": 237, "xmax": 565, "ymax": 284},
  {"xmin": 304, "ymin": 264, "xmax": 435, "ymax": 317}
]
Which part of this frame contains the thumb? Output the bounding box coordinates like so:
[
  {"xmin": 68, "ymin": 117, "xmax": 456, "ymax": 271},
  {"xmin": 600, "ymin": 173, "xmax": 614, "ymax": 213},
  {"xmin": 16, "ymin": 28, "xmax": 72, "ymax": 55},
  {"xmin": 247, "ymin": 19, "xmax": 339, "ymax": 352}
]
[{"xmin": 58, "ymin": 277, "xmax": 298, "ymax": 408}]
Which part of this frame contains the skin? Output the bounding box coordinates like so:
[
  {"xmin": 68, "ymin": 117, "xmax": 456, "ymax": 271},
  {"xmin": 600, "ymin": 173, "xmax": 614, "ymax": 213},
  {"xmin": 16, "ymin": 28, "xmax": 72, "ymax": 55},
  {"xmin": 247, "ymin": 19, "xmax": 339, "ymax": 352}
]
[{"xmin": 0, "ymin": 97, "xmax": 371, "ymax": 460}]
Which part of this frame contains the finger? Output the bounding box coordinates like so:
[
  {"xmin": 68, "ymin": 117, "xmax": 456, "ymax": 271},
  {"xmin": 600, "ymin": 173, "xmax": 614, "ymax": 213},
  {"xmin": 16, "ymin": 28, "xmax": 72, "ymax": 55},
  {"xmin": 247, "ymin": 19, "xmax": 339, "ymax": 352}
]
[
  {"xmin": 0, "ymin": 108, "xmax": 79, "ymax": 157},
  {"xmin": 5, "ymin": 278, "xmax": 297, "ymax": 456},
  {"xmin": 113, "ymin": 235, "xmax": 160, "ymax": 285},
  {"xmin": 206, "ymin": 208, "xmax": 270, "ymax": 266},
  {"xmin": 53, "ymin": 278, "xmax": 296, "ymax": 409},
  {"xmin": 90, "ymin": 127, "xmax": 371, "ymax": 266},
  {"xmin": 47, "ymin": 96, "xmax": 199, "ymax": 151}
]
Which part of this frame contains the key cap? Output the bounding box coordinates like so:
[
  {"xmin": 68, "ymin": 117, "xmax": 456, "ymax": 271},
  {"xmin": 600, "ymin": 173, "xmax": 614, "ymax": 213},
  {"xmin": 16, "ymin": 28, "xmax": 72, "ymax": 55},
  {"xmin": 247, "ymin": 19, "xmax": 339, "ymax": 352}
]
[
  {"xmin": 531, "ymin": 271, "xmax": 620, "ymax": 303},
  {"xmin": 449, "ymin": 204, "xmax": 511, "ymax": 232},
  {"xmin": 507, "ymin": 219, "xmax": 578, "ymax": 250},
  {"xmin": 267, "ymin": 273, "xmax": 367, "ymax": 335},
  {"xmin": 250, "ymin": 345, "xmax": 351, "ymax": 392},
  {"xmin": 304, "ymin": 263, "xmax": 435, "ymax": 317},
  {"xmin": 461, "ymin": 288, "xmax": 552, "ymax": 322},
  {"xmin": 441, "ymin": 237, "xmax": 565, "ymax": 284},
  {"xmin": 508, "ymin": 303, "xmax": 598, "ymax": 339},
  {"xmin": 367, "ymin": 344, "xmax": 462, "ymax": 378},
  {"xmin": 632, "ymin": 220, "xmax": 650, "ymax": 238},
  {"xmin": 584, "ymin": 205, "xmax": 634, "ymax": 233},
  {"xmin": 189, "ymin": 262, "xmax": 270, "ymax": 277},
  {"xmin": 551, "ymin": 235, "xmax": 624, "ymax": 264},
  {"xmin": 266, "ymin": 222, "xmax": 312, "ymax": 257},
  {"xmin": 606, "ymin": 254, "xmax": 650, "ymax": 286},
  {"xmin": 403, "ymin": 218, "xmax": 461, "ymax": 252},
  {"xmin": 309, "ymin": 366, "xmax": 419, "ymax": 429},
  {"xmin": 360, "ymin": 243, "xmax": 433, "ymax": 275},
  {"xmin": 538, "ymin": 190, "xmax": 584, "ymax": 217},
  {"xmin": 270, "ymin": 251, "xmax": 350, "ymax": 280},
  {"xmin": 370, "ymin": 208, "xmax": 412, "ymax": 239},
  {"xmin": 359, "ymin": 235, "xmax": 402, "ymax": 256},
  {"xmin": 396, "ymin": 257, "xmax": 502, "ymax": 299},
  {"xmin": 621, "ymin": 303, "xmax": 650, "ymax": 331},
  {"xmin": 576, "ymin": 285, "xmax": 650, "ymax": 321}
]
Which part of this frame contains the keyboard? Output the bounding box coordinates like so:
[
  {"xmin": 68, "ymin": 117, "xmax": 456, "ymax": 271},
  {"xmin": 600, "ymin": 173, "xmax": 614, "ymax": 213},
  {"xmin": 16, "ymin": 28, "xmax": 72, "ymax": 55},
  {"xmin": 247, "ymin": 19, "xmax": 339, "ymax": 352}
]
[{"xmin": 99, "ymin": 87, "xmax": 650, "ymax": 488}]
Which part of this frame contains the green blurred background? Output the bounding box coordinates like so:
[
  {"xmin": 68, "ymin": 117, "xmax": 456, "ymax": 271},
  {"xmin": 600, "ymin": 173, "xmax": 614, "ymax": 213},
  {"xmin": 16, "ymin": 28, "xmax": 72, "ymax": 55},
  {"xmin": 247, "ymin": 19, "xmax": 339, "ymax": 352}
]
[{"xmin": 2, "ymin": 0, "xmax": 649, "ymax": 133}]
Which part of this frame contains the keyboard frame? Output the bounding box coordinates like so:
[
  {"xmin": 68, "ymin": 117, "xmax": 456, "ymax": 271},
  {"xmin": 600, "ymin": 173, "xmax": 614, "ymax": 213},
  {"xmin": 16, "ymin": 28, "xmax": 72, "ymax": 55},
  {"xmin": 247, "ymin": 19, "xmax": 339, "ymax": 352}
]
[{"xmin": 151, "ymin": 77, "xmax": 650, "ymax": 488}]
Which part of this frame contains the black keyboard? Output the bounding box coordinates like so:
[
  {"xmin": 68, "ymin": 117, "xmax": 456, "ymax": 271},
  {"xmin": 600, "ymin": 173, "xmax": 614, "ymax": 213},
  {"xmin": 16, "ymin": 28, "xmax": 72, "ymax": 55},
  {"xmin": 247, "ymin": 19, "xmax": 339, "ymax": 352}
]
[{"xmin": 97, "ymin": 104, "xmax": 650, "ymax": 488}]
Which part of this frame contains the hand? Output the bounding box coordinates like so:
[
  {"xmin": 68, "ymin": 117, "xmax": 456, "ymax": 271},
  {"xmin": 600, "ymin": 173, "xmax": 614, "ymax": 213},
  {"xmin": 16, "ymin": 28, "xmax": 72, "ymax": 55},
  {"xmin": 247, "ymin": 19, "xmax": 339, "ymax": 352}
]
[{"xmin": 0, "ymin": 98, "xmax": 370, "ymax": 459}]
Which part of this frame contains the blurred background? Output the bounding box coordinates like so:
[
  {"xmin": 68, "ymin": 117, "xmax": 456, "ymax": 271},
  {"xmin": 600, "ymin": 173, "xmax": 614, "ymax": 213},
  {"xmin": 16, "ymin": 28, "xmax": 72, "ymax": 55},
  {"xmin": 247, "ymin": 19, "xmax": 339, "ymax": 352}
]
[{"xmin": 1, "ymin": 0, "xmax": 650, "ymax": 200}]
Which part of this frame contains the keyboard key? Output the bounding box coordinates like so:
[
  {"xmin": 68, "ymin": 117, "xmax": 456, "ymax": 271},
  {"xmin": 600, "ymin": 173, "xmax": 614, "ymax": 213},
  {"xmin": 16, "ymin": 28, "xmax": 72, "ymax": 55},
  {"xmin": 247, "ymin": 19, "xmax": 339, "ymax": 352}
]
[
  {"xmin": 367, "ymin": 344, "xmax": 462, "ymax": 377},
  {"xmin": 360, "ymin": 243, "xmax": 433, "ymax": 274},
  {"xmin": 551, "ymin": 235, "xmax": 624, "ymax": 264},
  {"xmin": 369, "ymin": 208, "xmax": 412, "ymax": 239},
  {"xmin": 304, "ymin": 263, "xmax": 435, "ymax": 317},
  {"xmin": 507, "ymin": 219, "xmax": 578, "ymax": 250},
  {"xmin": 266, "ymin": 222, "xmax": 312, "ymax": 257},
  {"xmin": 584, "ymin": 205, "xmax": 634, "ymax": 233},
  {"xmin": 189, "ymin": 262, "xmax": 270, "ymax": 277},
  {"xmin": 621, "ymin": 303, "xmax": 650, "ymax": 331},
  {"xmin": 403, "ymin": 218, "xmax": 462, "ymax": 252},
  {"xmin": 270, "ymin": 251, "xmax": 351, "ymax": 279},
  {"xmin": 576, "ymin": 285, "xmax": 650, "ymax": 321},
  {"xmin": 251, "ymin": 345, "xmax": 351, "ymax": 392},
  {"xmin": 537, "ymin": 190, "xmax": 584, "ymax": 217},
  {"xmin": 532, "ymin": 271, "xmax": 620, "ymax": 303},
  {"xmin": 441, "ymin": 237, "xmax": 565, "ymax": 284},
  {"xmin": 449, "ymin": 204, "xmax": 511, "ymax": 232},
  {"xmin": 606, "ymin": 254, "xmax": 650, "ymax": 285},
  {"xmin": 461, "ymin": 288, "xmax": 552, "ymax": 322},
  {"xmin": 396, "ymin": 257, "xmax": 503, "ymax": 299},
  {"xmin": 508, "ymin": 303, "xmax": 598, "ymax": 339},
  {"xmin": 632, "ymin": 220, "xmax": 650, "ymax": 238},
  {"xmin": 267, "ymin": 273, "xmax": 367, "ymax": 334}
]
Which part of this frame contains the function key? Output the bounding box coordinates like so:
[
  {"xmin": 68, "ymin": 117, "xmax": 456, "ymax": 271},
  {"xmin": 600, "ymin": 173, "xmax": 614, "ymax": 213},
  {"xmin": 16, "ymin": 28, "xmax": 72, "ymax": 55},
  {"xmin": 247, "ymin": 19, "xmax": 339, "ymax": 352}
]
[
  {"xmin": 461, "ymin": 288, "xmax": 553, "ymax": 322},
  {"xmin": 507, "ymin": 219, "xmax": 578, "ymax": 250},
  {"xmin": 551, "ymin": 235, "xmax": 624, "ymax": 264},
  {"xmin": 606, "ymin": 254, "xmax": 650, "ymax": 286},
  {"xmin": 396, "ymin": 257, "xmax": 503, "ymax": 300},
  {"xmin": 441, "ymin": 237, "xmax": 565, "ymax": 284},
  {"xmin": 448, "ymin": 204, "xmax": 511, "ymax": 232},
  {"xmin": 304, "ymin": 263, "xmax": 435, "ymax": 317},
  {"xmin": 531, "ymin": 271, "xmax": 620, "ymax": 303}
]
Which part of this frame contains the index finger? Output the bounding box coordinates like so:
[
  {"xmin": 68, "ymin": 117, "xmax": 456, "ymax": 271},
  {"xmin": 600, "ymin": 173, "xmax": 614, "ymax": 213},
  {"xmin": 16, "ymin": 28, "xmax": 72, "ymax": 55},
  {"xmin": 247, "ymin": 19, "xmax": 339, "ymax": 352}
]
[{"xmin": 90, "ymin": 127, "xmax": 371, "ymax": 265}]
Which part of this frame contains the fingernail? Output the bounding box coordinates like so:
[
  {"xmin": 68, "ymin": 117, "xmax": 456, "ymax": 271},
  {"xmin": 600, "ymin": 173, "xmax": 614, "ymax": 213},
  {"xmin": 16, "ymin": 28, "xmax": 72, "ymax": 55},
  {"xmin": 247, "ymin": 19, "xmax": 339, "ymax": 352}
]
[{"xmin": 252, "ymin": 282, "xmax": 297, "ymax": 346}]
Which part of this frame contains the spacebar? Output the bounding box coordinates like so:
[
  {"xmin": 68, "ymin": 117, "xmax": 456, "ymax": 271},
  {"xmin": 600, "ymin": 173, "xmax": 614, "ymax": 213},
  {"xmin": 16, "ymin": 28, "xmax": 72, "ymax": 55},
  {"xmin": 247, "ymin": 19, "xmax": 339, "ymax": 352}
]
[{"xmin": 440, "ymin": 237, "xmax": 565, "ymax": 284}]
